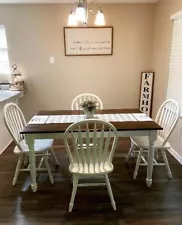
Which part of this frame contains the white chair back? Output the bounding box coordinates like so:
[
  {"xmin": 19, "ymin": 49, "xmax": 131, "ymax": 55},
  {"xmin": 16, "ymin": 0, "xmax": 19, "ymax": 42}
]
[
  {"xmin": 155, "ymin": 99, "xmax": 180, "ymax": 145},
  {"xmin": 71, "ymin": 93, "xmax": 103, "ymax": 110},
  {"xmin": 3, "ymin": 103, "xmax": 26, "ymax": 152},
  {"xmin": 64, "ymin": 119, "xmax": 118, "ymax": 173}
]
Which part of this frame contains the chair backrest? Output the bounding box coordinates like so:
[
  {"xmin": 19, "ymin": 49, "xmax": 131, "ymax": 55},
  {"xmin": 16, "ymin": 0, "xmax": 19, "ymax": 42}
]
[
  {"xmin": 71, "ymin": 93, "xmax": 103, "ymax": 110},
  {"xmin": 155, "ymin": 99, "xmax": 180, "ymax": 145},
  {"xmin": 64, "ymin": 119, "xmax": 118, "ymax": 173},
  {"xmin": 3, "ymin": 103, "xmax": 27, "ymax": 152}
]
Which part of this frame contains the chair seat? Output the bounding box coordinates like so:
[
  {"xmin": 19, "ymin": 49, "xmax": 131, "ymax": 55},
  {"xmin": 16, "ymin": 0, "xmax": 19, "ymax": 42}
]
[
  {"xmin": 131, "ymin": 136, "xmax": 171, "ymax": 149},
  {"xmin": 69, "ymin": 162, "xmax": 113, "ymax": 174},
  {"xmin": 14, "ymin": 139, "xmax": 54, "ymax": 154}
]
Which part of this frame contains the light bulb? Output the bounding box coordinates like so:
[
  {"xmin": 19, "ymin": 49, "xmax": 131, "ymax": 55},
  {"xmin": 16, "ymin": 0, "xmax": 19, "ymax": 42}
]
[
  {"xmin": 76, "ymin": 5, "xmax": 85, "ymax": 22},
  {"xmin": 95, "ymin": 10, "xmax": 105, "ymax": 26},
  {"xmin": 68, "ymin": 11, "xmax": 78, "ymax": 26}
]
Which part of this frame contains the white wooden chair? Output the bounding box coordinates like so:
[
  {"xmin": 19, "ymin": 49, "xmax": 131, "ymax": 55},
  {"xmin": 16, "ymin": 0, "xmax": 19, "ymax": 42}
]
[
  {"xmin": 64, "ymin": 119, "xmax": 118, "ymax": 212},
  {"xmin": 125, "ymin": 99, "xmax": 180, "ymax": 179},
  {"xmin": 71, "ymin": 93, "xmax": 103, "ymax": 110},
  {"xmin": 3, "ymin": 103, "xmax": 59, "ymax": 186}
]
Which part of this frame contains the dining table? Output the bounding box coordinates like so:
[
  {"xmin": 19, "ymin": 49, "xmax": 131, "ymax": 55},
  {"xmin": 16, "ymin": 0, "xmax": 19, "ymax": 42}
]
[{"xmin": 20, "ymin": 108, "xmax": 162, "ymax": 192}]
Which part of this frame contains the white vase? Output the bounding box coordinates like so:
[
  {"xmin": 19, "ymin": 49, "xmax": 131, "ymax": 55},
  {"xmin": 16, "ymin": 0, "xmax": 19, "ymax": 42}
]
[{"xmin": 85, "ymin": 111, "xmax": 94, "ymax": 119}]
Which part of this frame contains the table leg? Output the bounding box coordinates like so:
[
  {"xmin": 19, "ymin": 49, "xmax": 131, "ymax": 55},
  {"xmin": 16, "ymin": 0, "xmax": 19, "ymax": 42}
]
[
  {"xmin": 146, "ymin": 130, "xmax": 157, "ymax": 187},
  {"xmin": 26, "ymin": 134, "xmax": 37, "ymax": 192}
]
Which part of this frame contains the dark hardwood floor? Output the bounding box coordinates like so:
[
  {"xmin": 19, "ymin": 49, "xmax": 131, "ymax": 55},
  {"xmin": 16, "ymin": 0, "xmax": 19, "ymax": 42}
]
[{"xmin": 0, "ymin": 138, "xmax": 182, "ymax": 225}]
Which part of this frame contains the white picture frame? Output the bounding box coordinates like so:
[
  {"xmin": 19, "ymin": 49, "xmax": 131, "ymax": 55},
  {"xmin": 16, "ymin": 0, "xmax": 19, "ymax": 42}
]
[
  {"xmin": 139, "ymin": 72, "xmax": 154, "ymax": 116},
  {"xmin": 64, "ymin": 27, "xmax": 113, "ymax": 56}
]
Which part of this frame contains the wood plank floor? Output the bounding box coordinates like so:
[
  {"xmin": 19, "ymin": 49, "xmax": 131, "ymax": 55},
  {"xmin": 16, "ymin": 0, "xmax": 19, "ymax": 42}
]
[{"xmin": 0, "ymin": 138, "xmax": 182, "ymax": 225}]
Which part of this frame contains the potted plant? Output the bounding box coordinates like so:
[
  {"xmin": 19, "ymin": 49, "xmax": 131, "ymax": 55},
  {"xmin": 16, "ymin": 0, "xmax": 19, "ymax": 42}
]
[{"xmin": 80, "ymin": 100, "xmax": 98, "ymax": 119}]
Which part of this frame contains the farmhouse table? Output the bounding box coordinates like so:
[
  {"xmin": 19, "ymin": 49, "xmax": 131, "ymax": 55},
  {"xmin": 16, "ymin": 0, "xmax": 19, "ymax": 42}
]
[{"xmin": 20, "ymin": 109, "xmax": 162, "ymax": 192}]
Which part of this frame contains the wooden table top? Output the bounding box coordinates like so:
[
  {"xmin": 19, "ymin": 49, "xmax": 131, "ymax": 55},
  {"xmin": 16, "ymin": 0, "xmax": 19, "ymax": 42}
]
[{"xmin": 21, "ymin": 109, "xmax": 162, "ymax": 134}]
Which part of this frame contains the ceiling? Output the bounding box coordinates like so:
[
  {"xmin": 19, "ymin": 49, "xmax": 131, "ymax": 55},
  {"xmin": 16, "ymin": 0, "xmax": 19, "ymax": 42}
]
[{"xmin": 0, "ymin": 0, "xmax": 159, "ymax": 4}]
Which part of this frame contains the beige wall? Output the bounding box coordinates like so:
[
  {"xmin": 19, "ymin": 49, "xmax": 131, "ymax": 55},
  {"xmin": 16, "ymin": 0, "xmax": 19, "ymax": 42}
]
[
  {"xmin": 152, "ymin": 0, "xmax": 182, "ymax": 161},
  {"xmin": 1, "ymin": 2, "xmax": 182, "ymax": 161},
  {"xmin": 0, "ymin": 4, "xmax": 155, "ymax": 119}
]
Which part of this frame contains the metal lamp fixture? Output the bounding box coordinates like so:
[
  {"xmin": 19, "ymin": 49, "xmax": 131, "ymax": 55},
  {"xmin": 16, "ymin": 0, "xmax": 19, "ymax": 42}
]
[{"xmin": 68, "ymin": 0, "xmax": 105, "ymax": 26}]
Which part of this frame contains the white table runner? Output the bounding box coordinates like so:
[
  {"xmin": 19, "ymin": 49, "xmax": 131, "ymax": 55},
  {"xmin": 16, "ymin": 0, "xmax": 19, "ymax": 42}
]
[
  {"xmin": 132, "ymin": 113, "xmax": 153, "ymax": 121},
  {"xmin": 28, "ymin": 113, "xmax": 153, "ymax": 125},
  {"xmin": 28, "ymin": 115, "xmax": 49, "ymax": 124}
]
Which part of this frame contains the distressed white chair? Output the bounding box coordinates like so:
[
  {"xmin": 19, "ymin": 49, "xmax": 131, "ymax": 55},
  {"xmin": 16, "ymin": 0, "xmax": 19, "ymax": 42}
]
[
  {"xmin": 126, "ymin": 99, "xmax": 180, "ymax": 179},
  {"xmin": 3, "ymin": 103, "xmax": 58, "ymax": 186},
  {"xmin": 71, "ymin": 93, "xmax": 103, "ymax": 110},
  {"xmin": 64, "ymin": 119, "xmax": 118, "ymax": 212}
]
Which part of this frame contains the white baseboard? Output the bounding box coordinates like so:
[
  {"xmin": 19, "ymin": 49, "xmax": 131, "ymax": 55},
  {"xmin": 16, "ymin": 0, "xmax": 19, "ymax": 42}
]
[
  {"xmin": 168, "ymin": 147, "xmax": 182, "ymax": 165},
  {"xmin": 0, "ymin": 140, "xmax": 13, "ymax": 155}
]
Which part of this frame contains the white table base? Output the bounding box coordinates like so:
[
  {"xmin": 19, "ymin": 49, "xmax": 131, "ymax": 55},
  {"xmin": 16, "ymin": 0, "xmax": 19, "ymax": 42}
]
[{"xmin": 25, "ymin": 129, "xmax": 157, "ymax": 192}]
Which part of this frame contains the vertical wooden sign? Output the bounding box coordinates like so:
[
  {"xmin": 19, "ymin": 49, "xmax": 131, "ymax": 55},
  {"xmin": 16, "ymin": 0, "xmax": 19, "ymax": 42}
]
[{"xmin": 139, "ymin": 72, "xmax": 154, "ymax": 116}]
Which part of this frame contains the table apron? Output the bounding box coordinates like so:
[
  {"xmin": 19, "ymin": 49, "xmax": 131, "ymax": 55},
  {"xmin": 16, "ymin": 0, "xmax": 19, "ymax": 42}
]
[{"xmin": 25, "ymin": 130, "xmax": 155, "ymax": 140}]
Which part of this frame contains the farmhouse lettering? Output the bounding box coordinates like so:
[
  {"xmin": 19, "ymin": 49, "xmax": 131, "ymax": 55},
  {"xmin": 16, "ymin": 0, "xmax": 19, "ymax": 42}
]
[{"xmin": 139, "ymin": 73, "xmax": 154, "ymax": 116}]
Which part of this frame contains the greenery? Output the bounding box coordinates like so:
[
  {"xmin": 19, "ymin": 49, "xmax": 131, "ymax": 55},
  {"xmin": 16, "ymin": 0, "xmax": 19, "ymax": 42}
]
[{"xmin": 80, "ymin": 100, "xmax": 98, "ymax": 112}]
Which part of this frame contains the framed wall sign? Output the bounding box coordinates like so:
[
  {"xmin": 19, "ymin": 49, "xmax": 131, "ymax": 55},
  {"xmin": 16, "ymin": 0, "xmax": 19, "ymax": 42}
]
[
  {"xmin": 139, "ymin": 72, "xmax": 154, "ymax": 116},
  {"xmin": 64, "ymin": 27, "xmax": 113, "ymax": 56}
]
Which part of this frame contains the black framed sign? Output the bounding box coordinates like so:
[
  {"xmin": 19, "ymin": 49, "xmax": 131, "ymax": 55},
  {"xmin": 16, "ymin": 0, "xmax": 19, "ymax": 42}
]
[
  {"xmin": 64, "ymin": 27, "xmax": 113, "ymax": 56},
  {"xmin": 139, "ymin": 72, "xmax": 154, "ymax": 116}
]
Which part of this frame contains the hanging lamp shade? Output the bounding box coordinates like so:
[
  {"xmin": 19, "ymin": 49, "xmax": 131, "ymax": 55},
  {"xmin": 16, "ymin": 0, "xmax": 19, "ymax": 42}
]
[
  {"xmin": 75, "ymin": 2, "xmax": 85, "ymax": 22},
  {"xmin": 95, "ymin": 10, "xmax": 105, "ymax": 26},
  {"xmin": 68, "ymin": 11, "xmax": 78, "ymax": 26}
]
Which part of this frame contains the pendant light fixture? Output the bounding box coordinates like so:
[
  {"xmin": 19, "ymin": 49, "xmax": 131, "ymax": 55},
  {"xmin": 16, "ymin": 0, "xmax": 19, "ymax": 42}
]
[{"xmin": 68, "ymin": 0, "xmax": 105, "ymax": 26}]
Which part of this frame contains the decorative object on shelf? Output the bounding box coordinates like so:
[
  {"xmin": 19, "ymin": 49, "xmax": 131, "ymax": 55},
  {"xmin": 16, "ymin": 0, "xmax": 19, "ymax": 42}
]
[
  {"xmin": 139, "ymin": 72, "xmax": 154, "ymax": 116},
  {"xmin": 68, "ymin": 0, "xmax": 105, "ymax": 26},
  {"xmin": 64, "ymin": 27, "xmax": 113, "ymax": 56},
  {"xmin": 80, "ymin": 100, "xmax": 98, "ymax": 119},
  {"xmin": 9, "ymin": 64, "xmax": 26, "ymax": 91}
]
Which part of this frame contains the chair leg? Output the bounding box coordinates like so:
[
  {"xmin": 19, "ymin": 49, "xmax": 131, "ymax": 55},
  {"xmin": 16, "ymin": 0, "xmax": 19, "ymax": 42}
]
[
  {"xmin": 155, "ymin": 149, "xmax": 160, "ymax": 161},
  {"xmin": 42, "ymin": 152, "xmax": 54, "ymax": 184},
  {"xmin": 161, "ymin": 149, "xmax": 172, "ymax": 178},
  {"xmin": 23, "ymin": 154, "xmax": 29, "ymax": 167},
  {"xmin": 50, "ymin": 148, "xmax": 59, "ymax": 166},
  {"xmin": 133, "ymin": 148, "xmax": 143, "ymax": 179},
  {"xmin": 105, "ymin": 174, "xmax": 116, "ymax": 210},
  {"xmin": 69, "ymin": 175, "xmax": 79, "ymax": 212},
  {"xmin": 126, "ymin": 141, "xmax": 135, "ymax": 162},
  {"xmin": 13, "ymin": 154, "xmax": 23, "ymax": 185},
  {"xmin": 37, "ymin": 156, "xmax": 44, "ymax": 170}
]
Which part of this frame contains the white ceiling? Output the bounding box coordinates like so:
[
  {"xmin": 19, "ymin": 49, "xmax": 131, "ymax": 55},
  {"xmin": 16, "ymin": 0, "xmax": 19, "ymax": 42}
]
[{"xmin": 0, "ymin": 0, "xmax": 159, "ymax": 4}]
